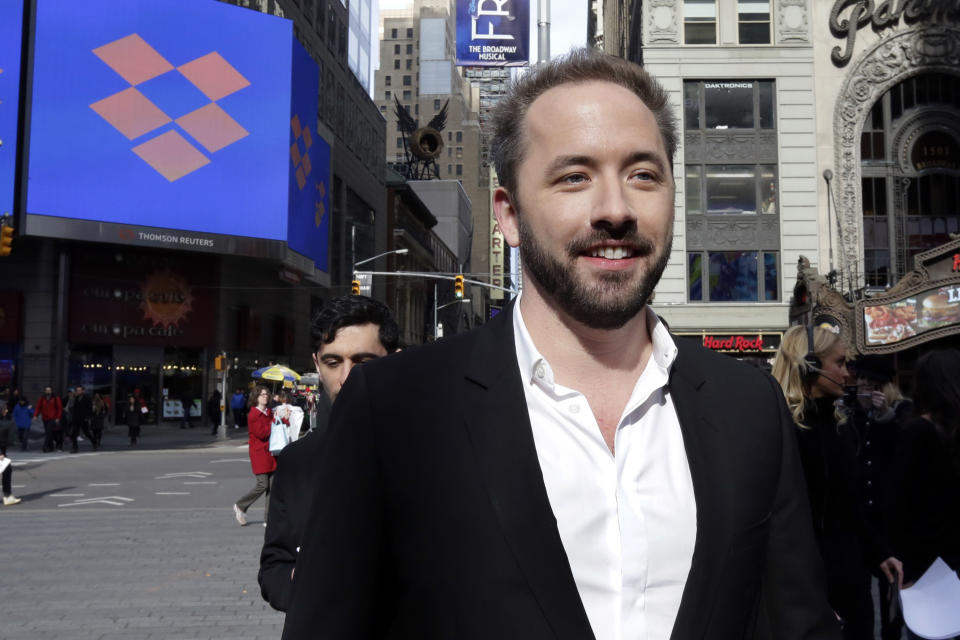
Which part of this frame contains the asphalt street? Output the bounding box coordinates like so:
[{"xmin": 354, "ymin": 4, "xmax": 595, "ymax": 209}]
[{"xmin": 0, "ymin": 423, "xmax": 284, "ymax": 640}]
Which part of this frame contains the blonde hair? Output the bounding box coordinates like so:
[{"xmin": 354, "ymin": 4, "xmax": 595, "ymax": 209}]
[
  {"xmin": 882, "ymin": 381, "xmax": 904, "ymax": 406},
  {"xmin": 772, "ymin": 325, "xmax": 845, "ymax": 427}
]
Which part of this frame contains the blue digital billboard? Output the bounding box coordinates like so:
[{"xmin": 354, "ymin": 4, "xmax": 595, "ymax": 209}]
[
  {"xmin": 26, "ymin": 0, "xmax": 293, "ymax": 241},
  {"xmin": 455, "ymin": 0, "xmax": 529, "ymax": 67},
  {"xmin": 286, "ymin": 38, "xmax": 329, "ymax": 272},
  {"xmin": 0, "ymin": 0, "xmax": 24, "ymax": 218}
]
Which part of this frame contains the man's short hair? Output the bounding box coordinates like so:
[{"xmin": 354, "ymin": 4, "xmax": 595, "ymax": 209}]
[
  {"xmin": 312, "ymin": 295, "xmax": 400, "ymax": 353},
  {"xmin": 490, "ymin": 48, "xmax": 677, "ymax": 198}
]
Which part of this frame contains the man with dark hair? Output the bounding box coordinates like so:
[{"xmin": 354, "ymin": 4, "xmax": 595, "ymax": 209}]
[
  {"xmin": 258, "ymin": 294, "xmax": 398, "ymax": 612},
  {"xmin": 283, "ymin": 49, "xmax": 838, "ymax": 639},
  {"xmin": 69, "ymin": 385, "xmax": 94, "ymax": 453}
]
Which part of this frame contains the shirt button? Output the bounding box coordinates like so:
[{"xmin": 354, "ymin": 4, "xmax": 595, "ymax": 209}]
[
  {"xmin": 535, "ymin": 365, "xmax": 545, "ymax": 379},
  {"xmin": 570, "ymin": 405, "xmax": 580, "ymax": 414}
]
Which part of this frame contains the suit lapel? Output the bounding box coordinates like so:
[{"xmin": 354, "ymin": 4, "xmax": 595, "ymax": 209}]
[
  {"xmin": 668, "ymin": 339, "xmax": 725, "ymax": 640},
  {"xmin": 462, "ymin": 305, "xmax": 595, "ymax": 640}
]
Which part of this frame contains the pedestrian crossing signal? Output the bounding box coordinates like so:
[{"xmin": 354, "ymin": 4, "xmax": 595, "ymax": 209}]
[
  {"xmin": 351, "ymin": 280, "xmax": 361, "ymax": 295},
  {"xmin": 0, "ymin": 224, "xmax": 13, "ymax": 257},
  {"xmin": 454, "ymin": 275, "xmax": 464, "ymax": 298}
]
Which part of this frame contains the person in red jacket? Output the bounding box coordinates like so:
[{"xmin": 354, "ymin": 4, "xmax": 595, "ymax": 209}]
[
  {"xmin": 34, "ymin": 386, "xmax": 63, "ymax": 453},
  {"xmin": 233, "ymin": 385, "xmax": 277, "ymax": 526}
]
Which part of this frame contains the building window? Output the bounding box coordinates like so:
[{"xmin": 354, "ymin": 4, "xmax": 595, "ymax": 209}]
[
  {"xmin": 384, "ymin": 90, "xmax": 391, "ymax": 99},
  {"xmin": 385, "ymin": 76, "xmax": 391, "ymax": 86},
  {"xmin": 406, "ymin": 28, "xmax": 413, "ymax": 38},
  {"xmin": 456, "ymin": 146, "xmax": 463, "ymax": 159},
  {"xmin": 684, "ymin": 0, "xmax": 716, "ymax": 45},
  {"xmin": 391, "ymin": 28, "xmax": 398, "ymax": 38},
  {"xmin": 434, "ymin": 99, "xmax": 441, "ymax": 110},
  {"xmin": 738, "ymin": 0, "xmax": 771, "ymax": 44},
  {"xmin": 406, "ymin": 44, "xmax": 413, "ymax": 54},
  {"xmin": 394, "ymin": 44, "xmax": 400, "ymax": 54},
  {"xmin": 687, "ymin": 251, "xmax": 779, "ymax": 301},
  {"xmin": 403, "ymin": 90, "xmax": 411, "ymax": 100},
  {"xmin": 456, "ymin": 131, "xmax": 462, "ymax": 143},
  {"xmin": 406, "ymin": 58, "xmax": 413, "ymax": 70},
  {"xmin": 393, "ymin": 59, "xmax": 400, "ymax": 69},
  {"xmin": 415, "ymin": 103, "xmax": 419, "ymax": 115},
  {"xmin": 403, "ymin": 75, "xmax": 411, "ymax": 86},
  {"xmin": 861, "ymin": 101, "xmax": 885, "ymax": 162},
  {"xmin": 456, "ymin": 164, "xmax": 463, "ymax": 176},
  {"xmin": 684, "ymin": 80, "xmax": 775, "ymax": 130},
  {"xmin": 448, "ymin": 164, "xmax": 452, "ymax": 174},
  {"xmin": 396, "ymin": 137, "xmax": 403, "ymax": 148},
  {"xmin": 686, "ymin": 164, "xmax": 778, "ymax": 215}
]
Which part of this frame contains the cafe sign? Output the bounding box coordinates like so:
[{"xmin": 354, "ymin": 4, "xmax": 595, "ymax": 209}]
[
  {"xmin": 677, "ymin": 332, "xmax": 782, "ymax": 354},
  {"xmin": 857, "ymin": 237, "xmax": 960, "ymax": 353}
]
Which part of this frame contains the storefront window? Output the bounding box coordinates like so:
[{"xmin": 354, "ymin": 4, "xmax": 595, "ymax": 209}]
[
  {"xmin": 685, "ymin": 80, "xmax": 775, "ymax": 131},
  {"xmin": 687, "ymin": 251, "xmax": 779, "ymax": 302},
  {"xmin": 683, "ymin": 0, "xmax": 716, "ymax": 45}
]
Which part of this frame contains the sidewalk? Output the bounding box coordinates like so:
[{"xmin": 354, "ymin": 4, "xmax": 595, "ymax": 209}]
[{"xmin": 14, "ymin": 420, "xmax": 250, "ymax": 458}]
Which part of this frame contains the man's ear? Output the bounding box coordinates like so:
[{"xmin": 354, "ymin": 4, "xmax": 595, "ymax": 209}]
[
  {"xmin": 312, "ymin": 352, "xmax": 322, "ymax": 374},
  {"xmin": 493, "ymin": 186, "xmax": 520, "ymax": 248}
]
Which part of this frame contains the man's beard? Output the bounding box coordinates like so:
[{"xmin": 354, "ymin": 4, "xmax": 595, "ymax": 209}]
[{"xmin": 518, "ymin": 216, "xmax": 672, "ymax": 330}]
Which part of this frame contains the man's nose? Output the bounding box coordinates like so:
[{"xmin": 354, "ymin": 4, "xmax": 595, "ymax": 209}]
[
  {"xmin": 591, "ymin": 179, "xmax": 636, "ymax": 231},
  {"xmin": 340, "ymin": 362, "xmax": 355, "ymax": 386}
]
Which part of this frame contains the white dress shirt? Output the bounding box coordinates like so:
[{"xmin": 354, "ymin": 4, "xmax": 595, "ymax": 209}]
[{"xmin": 513, "ymin": 303, "xmax": 697, "ymax": 640}]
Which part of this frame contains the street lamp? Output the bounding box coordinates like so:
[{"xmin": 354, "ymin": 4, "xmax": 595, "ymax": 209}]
[
  {"xmin": 353, "ymin": 247, "xmax": 408, "ymax": 269},
  {"xmin": 434, "ymin": 296, "xmax": 470, "ymax": 340}
]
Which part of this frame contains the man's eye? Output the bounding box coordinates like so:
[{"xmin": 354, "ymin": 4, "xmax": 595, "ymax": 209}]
[
  {"xmin": 561, "ymin": 173, "xmax": 587, "ymax": 185},
  {"xmin": 322, "ymin": 360, "xmax": 340, "ymax": 367},
  {"xmin": 631, "ymin": 170, "xmax": 656, "ymax": 182}
]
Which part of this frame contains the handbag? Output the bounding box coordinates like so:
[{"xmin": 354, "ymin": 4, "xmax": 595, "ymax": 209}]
[{"xmin": 268, "ymin": 417, "xmax": 291, "ymax": 455}]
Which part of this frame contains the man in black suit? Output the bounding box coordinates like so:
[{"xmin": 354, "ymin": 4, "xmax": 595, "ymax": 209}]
[
  {"xmin": 258, "ymin": 295, "xmax": 399, "ymax": 612},
  {"xmin": 282, "ymin": 49, "xmax": 840, "ymax": 640}
]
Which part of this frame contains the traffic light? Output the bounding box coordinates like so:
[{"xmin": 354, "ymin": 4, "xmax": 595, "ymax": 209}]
[
  {"xmin": 454, "ymin": 274, "xmax": 464, "ymax": 298},
  {"xmin": 214, "ymin": 355, "xmax": 225, "ymax": 371},
  {"xmin": 0, "ymin": 224, "xmax": 13, "ymax": 257},
  {"xmin": 351, "ymin": 280, "xmax": 361, "ymax": 295}
]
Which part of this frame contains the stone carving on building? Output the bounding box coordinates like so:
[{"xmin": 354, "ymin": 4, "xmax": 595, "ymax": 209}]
[
  {"xmin": 685, "ymin": 218, "xmax": 781, "ymax": 250},
  {"xmin": 833, "ymin": 26, "xmax": 960, "ymax": 288},
  {"xmin": 645, "ymin": 0, "xmax": 679, "ymax": 45},
  {"xmin": 776, "ymin": 0, "xmax": 809, "ymax": 43}
]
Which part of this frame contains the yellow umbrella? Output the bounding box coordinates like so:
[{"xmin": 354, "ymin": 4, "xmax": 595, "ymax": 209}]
[{"xmin": 252, "ymin": 364, "xmax": 301, "ymax": 384}]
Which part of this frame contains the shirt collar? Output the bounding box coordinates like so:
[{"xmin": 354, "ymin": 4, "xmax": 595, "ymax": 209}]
[{"xmin": 512, "ymin": 295, "xmax": 678, "ymax": 392}]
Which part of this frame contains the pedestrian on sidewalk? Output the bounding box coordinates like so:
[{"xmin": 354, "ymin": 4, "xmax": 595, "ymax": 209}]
[
  {"xmin": 0, "ymin": 409, "xmax": 21, "ymax": 506},
  {"xmin": 12, "ymin": 396, "xmax": 32, "ymax": 452},
  {"xmin": 179, "ymin": 391, "xmax": 194, "ymax": 429},
  {"xmin": 207, "ymin": 390, "xmax": 222, "ymax": 436},
  {"xmin": 34, "ymin": 386, "xmax": 62, "ymax": 453},
  {"xmin": 122, "ymin": 395, "xmax": 143, "ymax": 446},
  {"xmin": 70, "ymin": 385, "xmax": 94, "ymax": 453},
  {"xmin": 233, "ymin": 385, "xmax": 275, "ymax": 526},
  {"xmin": 231, "ymin": 388, "xmax": 246, "ymax": 430},
  {"xmin": 90, "ymin": 393, "xmax": 107, "ymax": 450}
]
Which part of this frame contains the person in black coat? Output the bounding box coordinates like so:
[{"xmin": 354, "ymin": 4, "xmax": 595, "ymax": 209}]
[
  {"xmin": 122, "ymin": 395, "xmax": 142, "ymax": 446},
  {"xmin": 888, "ymin": 349, "xmax": 960, "ymax": 586},
  {"xmin": 206, "ymin": 390, "xmax": 222, "ymax": 436},
  {"xmin": 773, "ymin": 326, "xmax": 903, "ymax": 640},
  {"xmin": 69, "ymin": 385, "xmax": 95, "ymax": 453},
  {"xmin": 258, "ymin": 295, "xmax": 399, "ymax": 612}
]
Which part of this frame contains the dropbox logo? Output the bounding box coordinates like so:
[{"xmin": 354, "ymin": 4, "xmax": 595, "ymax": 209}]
[{"xmin": 89, "ymin": 33, "xmax": 251, "ymax": 182}]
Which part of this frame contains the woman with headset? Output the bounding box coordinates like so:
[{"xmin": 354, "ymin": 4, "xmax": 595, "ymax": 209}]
[{"xmin": 772, "ymin": 325, "xmax": 902, "ymax": 640}]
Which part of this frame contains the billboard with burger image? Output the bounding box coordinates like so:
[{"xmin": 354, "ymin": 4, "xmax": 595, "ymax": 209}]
[{"xmin": 919, "ymin": 286, "xmax": 960, "ymax": 329}]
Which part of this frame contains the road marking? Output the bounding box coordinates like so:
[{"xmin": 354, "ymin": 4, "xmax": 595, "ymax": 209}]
[
  {"xmin": 12, "ymin": 484, "xmax": 25, "ymax": 488},
  {"xmin": 155, "ymin": 471, "xmax": 212, "ymax": 479},
  {"xmin": 88, "ymin": 483, "xmax": 120, "ymax": 486},
  {"xmin": 183, "ymin": 481, "xmax": 217, "ymax": 485},
  {"xmin": 50, "ymin": 493, "xmax": 85, "ymax": 497},
  {"xmin": 209, "ymin": 458, "xmax": 248, "ymax": 463},
  {"xmin": 155, "ymin": 492, "xmax": 190, "ymax": 495},
  {"xmin": 58, "ymin": 496, "xmax": 133, "ymax": 507},
  {"xmin": 234, "ymin": 445, "xmax": 248, "ymax": 450}
]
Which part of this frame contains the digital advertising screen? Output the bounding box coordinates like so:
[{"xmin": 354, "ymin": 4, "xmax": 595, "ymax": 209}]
[
  {"xmin": 0, "ymin": 0, "xmax": 24, "ymax": 218},
  {"xmin": 455, "ymin": 0, "xmax": 529, "ymax": 67},
  {"xmin": 286, "ymin": 38, "xmax": 329, "ymax": 272},
  {"xmin": 26, "ymin": 0, "xmax": 293, "ymax": 244}
]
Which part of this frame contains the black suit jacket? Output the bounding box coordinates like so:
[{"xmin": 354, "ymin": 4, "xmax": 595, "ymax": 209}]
[
  {"xmin": 259, "ymin": 429, "xmax": 326, "ymax": 611},
  {"xmin": 282, "ymin": 305, "xmax": 840, "ymax": 639}
]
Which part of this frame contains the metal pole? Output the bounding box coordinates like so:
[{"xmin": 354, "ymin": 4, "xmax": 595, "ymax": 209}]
[
  {"xmin": 433, "ymin": 282, "xmax": 438, "ymax": 340},
  {"xmin": 823, "ymin": 169, "xmax": 834, "ymax": 274},
  {"xmin": 538, "ymin": 0, "xmax": 550, "ymax": 63},
  {"xmin": 219, "ymin": 358, "xmax": 228, "ymax": 440}
]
